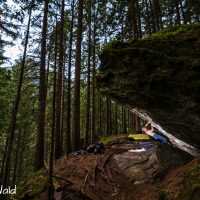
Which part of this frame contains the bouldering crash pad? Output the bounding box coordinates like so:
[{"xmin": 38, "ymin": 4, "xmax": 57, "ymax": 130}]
[{"xmin": 128, "ymin": 134, "xmax": 150, "ymax": 140}]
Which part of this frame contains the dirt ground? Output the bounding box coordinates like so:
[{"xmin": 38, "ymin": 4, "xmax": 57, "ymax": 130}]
[{"xmin": 39, "ymin": 138, "xmax": 198, "ymax": 200}]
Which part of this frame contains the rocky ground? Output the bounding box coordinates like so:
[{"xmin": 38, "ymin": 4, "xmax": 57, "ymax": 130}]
[{"xmin": 33, "ymin": 136, "xmax": 199, "ymax": 200}]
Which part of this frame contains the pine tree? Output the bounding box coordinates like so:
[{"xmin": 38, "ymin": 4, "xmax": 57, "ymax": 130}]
[
  {"xmin": 85, "ymin": 0, "xmax": 92, "ymax": 145},
  {"xmin": 35, "ymin": 0, "xmax": 49, "ymax": 170},
  {"xmin": 55, "ymin": 0, "xmax": 65, "ymax": 160},
  {"xmin": 66, "ymin": 0, "xmax": 75, "ymax": 154},
  {"xmin": 1, "ymin": 0, "xmax": 33, "ymax": 193},
  {"xmin": 73, "ymin": 0, "xmax": 84, "ymax": 151}
]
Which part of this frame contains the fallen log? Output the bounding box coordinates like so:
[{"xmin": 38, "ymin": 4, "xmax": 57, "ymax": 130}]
[{"xmin": 131, "ymin": 108, "xmax": 200, "ymax": 157}]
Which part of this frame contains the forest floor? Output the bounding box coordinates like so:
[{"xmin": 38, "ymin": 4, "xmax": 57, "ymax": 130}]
[{"xmin": 35, "ymin": 136, "xmax": 200, "ymax": 200}]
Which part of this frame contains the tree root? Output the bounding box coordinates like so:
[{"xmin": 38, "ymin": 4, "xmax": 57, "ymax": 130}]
[
  {"xmin": 44, "ymin": 161, "xmax": 72, "ymax": 192},
  {"xmin": 81, "ymin": 151, "xmax": 115, "ymax": 190}
]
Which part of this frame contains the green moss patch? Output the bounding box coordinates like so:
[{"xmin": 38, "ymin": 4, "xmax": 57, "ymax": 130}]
[
  {"xmin": 100, "ymin": 23, "xmax": 200, "ymax": 60},
  {"xmin": 177, "ymin": 159, "xmax": 200, "ymax": 200},
  {"xmin": 13, "ymin": 168, "xmax": 48, "ymax": 200},
  {"xmin": 150, "ymin": 23, "xmax": 200, "ymax": 40},
  {"xmin": 98, "ymin": 134, "xmax": 127, "ymax": 144}
]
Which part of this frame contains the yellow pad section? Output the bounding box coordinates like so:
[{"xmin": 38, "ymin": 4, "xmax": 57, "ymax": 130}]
[{"xmin": 128, "ymin": 134, "xmax": 150, "ymax": 140}]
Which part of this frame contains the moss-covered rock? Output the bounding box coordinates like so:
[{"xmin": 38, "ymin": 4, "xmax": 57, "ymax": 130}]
[{"xmin": 96, "ymin": 24, "xmax": 200, "ymax": 148}]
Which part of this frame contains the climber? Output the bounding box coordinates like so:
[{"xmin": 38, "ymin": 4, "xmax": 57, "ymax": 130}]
[{"xmin": 142, "ymin": 122, "xmax": 169, "ymax": 143}]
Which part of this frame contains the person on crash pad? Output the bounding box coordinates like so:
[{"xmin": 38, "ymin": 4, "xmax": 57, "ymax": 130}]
[{"xmin": 142, "ymin": 122, "xmax": 169, "ymax": 143}]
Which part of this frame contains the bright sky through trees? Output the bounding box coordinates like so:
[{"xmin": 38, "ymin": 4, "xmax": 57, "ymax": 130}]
[{"xmin": 1, "ymin": 0, "xmax": 22, "ymax": 67}]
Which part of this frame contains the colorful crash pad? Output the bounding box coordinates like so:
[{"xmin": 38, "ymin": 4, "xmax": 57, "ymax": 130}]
[{"xmin": 128, "ymin": 134, "xmax": 151, "ymax": 140}]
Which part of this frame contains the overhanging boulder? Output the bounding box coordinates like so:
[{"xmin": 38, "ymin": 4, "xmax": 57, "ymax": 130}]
[{"xmin": 96, "ymin": 24, "xmax": 200, "ymax": 150}]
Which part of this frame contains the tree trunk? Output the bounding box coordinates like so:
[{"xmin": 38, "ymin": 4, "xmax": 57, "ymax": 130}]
[
  {"xmin": 175, "ymin": 0, "xmax": 181, "ymax": 25},
  {"xmin": 98, "ymin": 94, "xmax": 102, "ymax": 136},
  {"xmin": 114, "ymin": 103, "xmax": 118, "ymax": 134},
  {"xmin": 167, "ymin": 0, "xmax": 173, "ymax": 25},
  {"xmin": 129, "ymin": 111, "xmax": 133, "ymax": 130},
  {"xmin": 35, "ymin": 0, "xmax": 49, "ymax": 170},
  {"xmin": 132, "ymin": 113, "xmax": 136, "ymax": 130},
  {"xmin": 45, "ymin": 47, "xmax": 51, "ymax": 163},
  {"xmin": 127, "ymin": 0, "xmax": 138, "ymax": 39},
  {"xmin": 0, "ymin": 135, "xmax": 8, "ymax": 185},
  {"xmin": 60, "ymin": 57, "xmax": 65, "ymax": 153},
  {"xmin": 157, "ymin": 0, "xmax": 163, "ymax": 29},
  {"xmin": 123, "ymin": 108, "xmax": 127, "ymax": 134},
  {"xmin": 127, "ymin": 110, "xmax": 130, "ymax": 131},
  {"xmin": 179, "ymin": 0, "xmax": 186, "ymax": 24},
  {"xmin": 149, "ymin": 0, "xmax": 157, "ymax": 33},
  {"xmin": 55, "ymin": 0, "xmax": 64, "ymax": 159},
  {"xmin": 17, "ymin": 123, "xmax": 26, "ymax": 181},
  {"xmin": 136, "ymin": 0, "xmax": 142, "ymax": 38},
  {"xmin": 109, "ymin": 99, "xmax": 112, "ymax": 134},
  {"xmin": 121, "ymin": 16, "xmax": 124, "ymax": 41},
  {"xmin": 91, "ymin": 0, "xmax": 97, "ymax": 143},
  {"xmin": 85, "ymin": 0, "xmax": 92, "ymax": 145},
  {"xmin": 136, "ymin": 115, "xmax": 142, "ymax": 133},
  {"xmin": 145, "ymin": 0, "xmax": 152, "ymax": 35},
  {"xmin": 106, "ymin": 97, "xmax": 110, "ymax": 136},
  {"xmin": 73, "ymin": 0, "xmax": 84, "ymax": 151},
  {"xmin": 12, "ymin": 130, "xmax": 21, "ymax": 187},
  {"xmin": 47, "ymin": 31, "xmax": 57, "ymax": 200},
  {"xmin": 66, "ymin": 0, "xmax": 75, "ymax": 154},
  {"xmin": 152, "ymin": 0, "xmax": 163, "ymax": 31}
]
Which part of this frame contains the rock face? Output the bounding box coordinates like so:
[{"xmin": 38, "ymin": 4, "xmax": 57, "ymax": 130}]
[
  {"xmin": 113, "ymin": 148, "xmax": 160, "ymax": 184},
  {"xmin": 96, "ymin": 24, "xmax": 200, "ymax": 148},
  {"xmin": 111, "ymin": 141, "xmax": 192, "ymax": 184}
]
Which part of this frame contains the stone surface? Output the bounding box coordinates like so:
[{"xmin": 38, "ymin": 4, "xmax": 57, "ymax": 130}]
[
  {"xmin": 96, "ymin": 24, "xmax": 200, "ymax": 148},
  {"xmin": 111, "ymin": 141, "xmax": 192, "ymax": 184}
]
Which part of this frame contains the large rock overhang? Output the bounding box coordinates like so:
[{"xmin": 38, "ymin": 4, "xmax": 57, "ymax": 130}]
[{"xmin": 96, "ymin": 24, "xmax": 200, "ymax": 149}]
